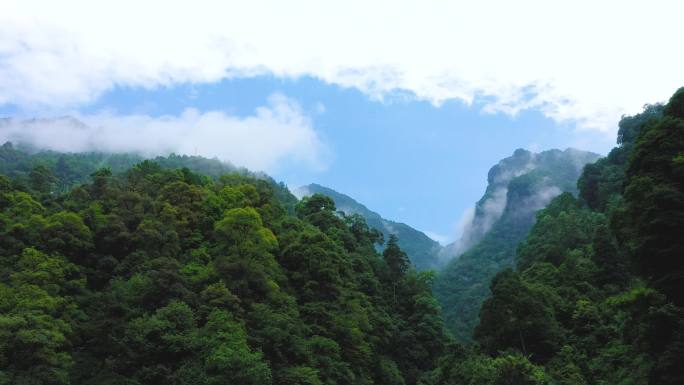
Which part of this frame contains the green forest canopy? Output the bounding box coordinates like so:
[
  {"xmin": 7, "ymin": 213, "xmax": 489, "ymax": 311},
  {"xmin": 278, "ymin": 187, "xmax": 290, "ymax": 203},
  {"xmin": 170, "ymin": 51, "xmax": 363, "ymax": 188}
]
[{"xmin": 0, "ymin": 150, "xmax": 445, "ymax": 384}]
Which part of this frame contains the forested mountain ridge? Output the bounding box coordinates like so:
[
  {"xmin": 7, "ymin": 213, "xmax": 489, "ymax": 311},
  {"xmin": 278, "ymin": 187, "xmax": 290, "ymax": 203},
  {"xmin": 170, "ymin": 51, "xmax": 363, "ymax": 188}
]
[
  {"xmin": 298, "ymin": 183, "xmax": 443, "ymax": 270},
  {"xmin": 0, "ymin": 140, "xmax": 299, "ymax": 212},
  {"xmin": 424, "ymin": 87, "xmax": 684, "ymax": 384},
  {"xmin": 0, "ymin": 142, "xmax": 445, "ymax": 271},
  {"xmin": 1, "ymin": 139, "xmax": 238, "ymax": 186},
  {"xmin": 445, "ymin": 148, "xmax": 600, "ymax": 256},
  {"xmin": 0, "ymin": 152, "xmax": 446, "ymax": 384},
  {"xmin": 434, "ymin": 148, "xmax": 600, "ymax": 341}
]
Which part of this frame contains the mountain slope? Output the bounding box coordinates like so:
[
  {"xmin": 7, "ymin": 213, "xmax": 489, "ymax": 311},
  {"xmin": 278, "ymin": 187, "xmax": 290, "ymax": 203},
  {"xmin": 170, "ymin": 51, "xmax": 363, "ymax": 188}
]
[
  {"xmin": 298, "ymin": 183, "xmax": 444, "ymax": 270},
  {"xmin": 434, "ymin": 148, "xmax": 600, "ymax": 340},
  {"xmin": 427, "ymin": 88, "xmax": 684, "ymax": 385},
  {"xmin": 0, "ymin": 147, "xmax": 445, "ymax": 385}
]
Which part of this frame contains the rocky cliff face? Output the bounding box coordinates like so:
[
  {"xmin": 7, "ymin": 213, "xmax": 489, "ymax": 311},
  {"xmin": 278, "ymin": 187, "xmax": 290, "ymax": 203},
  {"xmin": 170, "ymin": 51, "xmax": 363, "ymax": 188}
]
[{"xmin": 434, "ymin": 147, "xmax": 600, "ymax": 341}]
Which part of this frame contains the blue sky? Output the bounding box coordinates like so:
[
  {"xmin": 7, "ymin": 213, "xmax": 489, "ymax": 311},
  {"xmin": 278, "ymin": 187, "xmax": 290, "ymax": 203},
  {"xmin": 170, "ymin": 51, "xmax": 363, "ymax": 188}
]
[
  {"xmin": 2, "ymin": 0, "xmax": 682, "ymax": 242},
  {"xmin": 71, "ymin": 76, "xmax": 611, "ymax": 242}
]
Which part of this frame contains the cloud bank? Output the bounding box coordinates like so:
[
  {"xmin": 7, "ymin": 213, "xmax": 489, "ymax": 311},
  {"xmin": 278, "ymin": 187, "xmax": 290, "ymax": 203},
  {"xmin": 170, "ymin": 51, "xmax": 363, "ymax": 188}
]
[
  {"xmin": 2, "ymin": 1, "xmax": 683, "ymax": 131},
  {"xmin": 0, "ymin": 94, "xmax": 325, "ymax": 172}
]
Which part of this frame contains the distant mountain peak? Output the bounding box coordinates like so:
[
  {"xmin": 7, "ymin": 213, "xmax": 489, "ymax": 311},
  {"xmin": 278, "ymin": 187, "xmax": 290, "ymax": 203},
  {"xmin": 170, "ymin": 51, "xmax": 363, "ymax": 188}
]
[
  {"xmin": 435, "ymin": 146, "xmax": 600, "ymax": 340},
  {"xmin": 0, "ymin": 115, "xmax": 88, "ymax": 128},
  {"xmin": 446, "ymin": 147, "xmax": 600, "ymax": 258}
]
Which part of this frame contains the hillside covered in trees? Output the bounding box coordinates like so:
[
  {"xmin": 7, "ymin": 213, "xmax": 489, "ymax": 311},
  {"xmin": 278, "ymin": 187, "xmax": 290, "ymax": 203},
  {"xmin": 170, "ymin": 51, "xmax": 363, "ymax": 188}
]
[
  {"xmin": 297, "ymin": 183, "xmax": 443, "ymax": 270},
  {"xmin": 1, "ymin": 87, "xmax": 684, "ymax": 385},
  {"xmin": 0, "ymin": 152, "xmax": 445, "ymax": 384},
  {"xmin": 434, "ymin": 148, "xmax": 599, "ymax": 340},
  {"xmin": 425, "ymin": 88, "xmax": 684, "ymax": 384}
]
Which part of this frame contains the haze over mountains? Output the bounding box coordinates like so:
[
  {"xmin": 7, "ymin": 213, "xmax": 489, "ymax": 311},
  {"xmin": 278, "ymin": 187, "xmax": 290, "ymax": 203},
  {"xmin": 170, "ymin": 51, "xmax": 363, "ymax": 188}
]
[
  {"xmin": 2, "ymin": 116, "xmax": 598, "ymax": 277},
  {"xmin": 442, "ymin": 148, "xmax": 601, "ymax": 259},
  {"xmin": 433, "ymin": 148, "xmax": 600, "ymax": 340},
  {"xmin": 2, "ymin": 120, "xmax": 599, "ymax": 279},
  {"xmin": 296, "ymin": 148, "xmax": 598, "ymax": 273},
  {"xmin": 0, "ymin": 107, "xmax": 324, "ymax": 173},
  {"xmin": 295, "ymin": 149, "xmax": 600, "ymax": 343}
]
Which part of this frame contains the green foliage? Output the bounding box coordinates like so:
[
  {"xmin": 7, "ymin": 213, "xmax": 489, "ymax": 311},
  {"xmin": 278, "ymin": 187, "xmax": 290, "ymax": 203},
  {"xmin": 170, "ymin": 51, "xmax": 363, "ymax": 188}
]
[
  {"xmin": 423, "ymin": 350, "xmax": 550, "ymax": 385},
  {"xmin": 302, "ymin": 184, "xmax": 442, "ymax": 270},
  {"xmin": 516, "ymin": 193, "xmax": 605, "ymax": 270},
  {"xmin": 384, "ymin": 234, "xmax": 410, "ymax": 279},
  {"xmin": 620, "ymin": 89, "xmax": 684, "ymax": 304},
  {"xmin": 578, "ymin": 103, "xmax": 662, "ymax": 212},
  {"xmin": 0, "ymin": 149, "xmax": 445, "ymax": 384},
  {"xmin": 475, "ymin": 270, "xmax": 562, "ymax": 364},
  {"xmin": 0, "ymin": 248, "xmax": 81, "ymax": 385},
  {"xmin": 430, "ymin": 88, "xmax": 684, "ymax": 385}
]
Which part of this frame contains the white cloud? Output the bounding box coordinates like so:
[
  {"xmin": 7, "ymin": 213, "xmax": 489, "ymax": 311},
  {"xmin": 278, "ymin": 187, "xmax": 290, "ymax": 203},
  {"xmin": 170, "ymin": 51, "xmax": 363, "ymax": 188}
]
[
  {"xmin": 291, "ymin": 185, "xmax": 312, "ymax": 200},
  {"xmin": 422, "ymin": 230, "xmax": 451, "ymax": 246},
  {"xmin": 0, "ymin": 94, "xmax": 326, "ymax": 172},
  {"xmin": 1, "ymin": 0, "xmax": 683, "ymax": 131},
  {"xmin": 455, "ymin": 207, "xmax": 476, "ymax": 239}
]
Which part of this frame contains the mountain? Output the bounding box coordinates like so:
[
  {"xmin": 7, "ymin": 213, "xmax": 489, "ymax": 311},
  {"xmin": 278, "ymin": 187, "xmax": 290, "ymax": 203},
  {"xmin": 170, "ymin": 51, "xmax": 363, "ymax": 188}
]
[
  {"xmin": 2, "ymin": 88, "xmax": 683, "ymax": 385},
  {"xmin": 297, "ymin": 183, "xmax": 444, "ymax": 270},
  {"xmin": 428, "ymin": 88, "xmax": 684, "ymax": 385},
  {"xmin": 434, "ymin": 147, "xmax": 600, "ymax": 341}
]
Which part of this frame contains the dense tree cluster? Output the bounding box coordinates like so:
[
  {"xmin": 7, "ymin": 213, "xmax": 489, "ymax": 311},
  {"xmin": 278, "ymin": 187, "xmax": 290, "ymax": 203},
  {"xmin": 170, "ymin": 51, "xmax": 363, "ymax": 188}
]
[
  {"xmin": 301, "ymin": 184, "xmax": 444, "ymax": 270},
  {"xmin": 0, "ymin": 155, "xmax": 445, "ymax": 384}
]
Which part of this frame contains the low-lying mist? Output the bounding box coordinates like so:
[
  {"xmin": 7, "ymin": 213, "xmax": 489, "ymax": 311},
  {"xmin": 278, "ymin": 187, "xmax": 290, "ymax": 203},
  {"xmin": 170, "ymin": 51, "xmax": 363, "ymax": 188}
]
[{"xmin": 0, "ymin": 94, "xmax": 325, "ymax": 173}]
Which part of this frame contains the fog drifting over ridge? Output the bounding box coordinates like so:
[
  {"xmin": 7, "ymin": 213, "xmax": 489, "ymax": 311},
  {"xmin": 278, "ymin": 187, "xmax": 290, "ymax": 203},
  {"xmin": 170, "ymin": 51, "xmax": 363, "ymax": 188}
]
[
  {"xmin": 0, "ymin": 94, "xmax": 326, "ymax": 173},
  {"xmin": 442, "ymin": 148, "xmax": 599, "ymax": 261},
  {"xmin": 2, "ymin": 1, "xmax": 683, "ymax": 131},
  {"xmin": 447, "ymin": 155, "xmax": 538, "ymax": 256}
]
